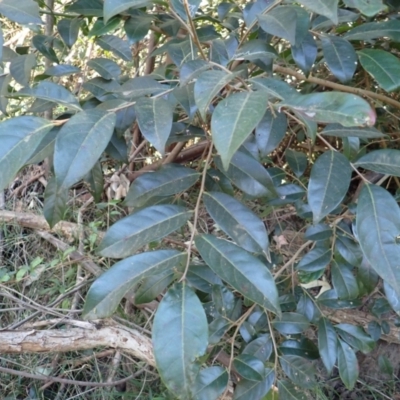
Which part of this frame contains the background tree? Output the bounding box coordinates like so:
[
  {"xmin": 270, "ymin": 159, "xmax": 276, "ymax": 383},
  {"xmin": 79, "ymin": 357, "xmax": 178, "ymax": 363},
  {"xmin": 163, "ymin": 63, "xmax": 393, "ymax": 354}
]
[{"xmin": 1, "ymin": 0, "xmax": 400, "ymax": 398}]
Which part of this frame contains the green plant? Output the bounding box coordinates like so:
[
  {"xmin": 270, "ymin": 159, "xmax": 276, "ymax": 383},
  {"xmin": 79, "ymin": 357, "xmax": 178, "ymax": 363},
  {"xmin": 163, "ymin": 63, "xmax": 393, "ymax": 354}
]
[{"xmin": 1, "ymin": 0, "xmax": 400, "ymax": 398}]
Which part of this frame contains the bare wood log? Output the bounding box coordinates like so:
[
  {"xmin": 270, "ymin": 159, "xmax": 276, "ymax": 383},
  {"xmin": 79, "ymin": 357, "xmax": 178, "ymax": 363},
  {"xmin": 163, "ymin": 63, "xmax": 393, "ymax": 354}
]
[{"xmin": 0, "ymin": 322, "xmax": 155, "ymax": 366}]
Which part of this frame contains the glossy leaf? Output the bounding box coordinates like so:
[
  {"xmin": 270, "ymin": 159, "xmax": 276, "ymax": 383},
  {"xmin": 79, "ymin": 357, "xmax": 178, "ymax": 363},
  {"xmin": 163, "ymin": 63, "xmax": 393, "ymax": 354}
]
[
  {"xmin": 337, "ymin": 339, "xmax": 359, "ymax": 390},
  {"xmin": 233, "ymin": 40, "xmax": 277, "ymax": 61},
  {"xmin": 98, "ymin": 205, "xmax": 192, "ymax": 258},
  {"xmin": 44, "ymin": 64, "xmax": 81, "ymax": 76},
  {"xmin": 233, "ymin": 369, "xmax": 275, "ymax": 400},
  {"xmin": 285, "ymin": 149, "xmax": 307, "ymax": 178},
  {"xmin": 297, "ymin": 0, "xmax": 338, "ymax": 24},
  {"xmin": 258, "ymin": 6, "xmax": 297, "ymax": 45},
  {"xmin": 234, "ymin": 354, "xmax": 265, "ymax": 381},
  {"xmin": 194, "ymin": 70, "xmax": 236, "ymax": 119},
  {"xmin": 318, "ymin": 317, "xmax": 338, "ymax": 373},
  {"xmin": 135, "ymin": 269, "xmax": 174, "ymax": 304},
  {"xmin": 10, "ymin": 54, "xmax": 36, "ymax": 87},
  {"xmin": 279, "ymin": 355, "xmax": 316, "ymax": 389},
  {"xmin": 195, "ymin": 235, "xmax": 281, "ymax": 315},
  {"xmin": 43, "ymin": 177, "xmax": 69, "ymax": 228},
  {"xmin": 0, "ymin": 0, "xmax": 42, "ymax": 25},
  {"xmin": 345, "ymin": 20, "xmax": 400, "ymax": 42},
  {"xmin": 308, "ymin": 151, "xmax": 352, "ymax": 224},
  {"xmin": 211, "ymin": 91, "xmax": 268, "ymax": 169},
  {"xmin": 193, "ymin": 366, "xmax": 228, "ymax": 400},
  {"xmin": 243, "ymin": 335, "xmax": 273, "ymax": 362},
  {"xmin": 354, "ymin": 149, "xmax": 400, "ymax": 177},
  {"xmin": 57, "ymin": 18, "xmax": 81, "ymax": 47},
  {"xmin": 384, "ymin": 281, "xmax": 400, "ymax": 315},
  {"xmin": 291, "ymin": 32, "xmax": 317, "ymax": 75},
  {"xmin": 0, "ymin": 116, "xmax": 54, "ymax": 190},
  {"xmin": 281, "ymin": 92, "xmax": 376, "ymax": 127},
  {"xmin": 96, "ymin": 35, "xmax": 132, "ymax": 61},
  {"xmin": 153, "ymin": 282, "xmax": 208, "ymax": 399},
  {"xmin": 18, "ymin": 82, "xmax": 81, "ymax": 111},
  {"xmin": 83, "ymin": 250, "xmax": 185, "ymax": 319},
  {"xmin": 124, "ymin": 14, "xmax": 152, "ymax": 44},
  {"xmin": 331, "ymin": 259, "xmax": 359, "ymax": 300},
  {"xmin": 357, "ymin": 184, "xmax": 400, "ymax": 296},
  {"xmin": 85, "ymin": 161, "xmax": 103, "ymax": 203},
  {"xmin": 54, "ymin": 110, "xmax": 116, "ymax": 189},
  {"xmin": 134, "ymin": 97, "xmax": 174, "ymax": 155},
  {"xmin": 335, "ymin": 323, "xmax": 375, "ymax": 353},
  {"xmin": 278, "ymin": 379, "xmax": 307, "ymax": 400},
  {"xmin": 321, "ymin": 123, "xmax": 384, "ymax": 138},
  {"xmin": 88, "ymin": 58, "xmax": 121, "ymax": 79},
  {"xmin": 321, "ymin": 36, "xmax": 357, "ymax": 83},
  {"xmin": 32, "ymin": 35, "xmax": 59, "ymax": 63},
  {"xmin": 203, "ymin": 191, "xmax": 269, "ymax": 253},
  {"xmin": 297, "ymin": 244, "xmax": 331, "ymax": 272},
  {"xmin": 272, "ymin": 312, "xmax": 310, "ymax": 335},
  {"xmin": 358, "ymin": 49, "xmax": 400, "ymax": 92},
  {"xmin": 343, "ymin": 0, "xmax": 385, "ymax": 16},
  {"xmin": 170, "ymin": 0, "xmax": 201, "ymax": 20},
  {"xmin": 255, "ymin": 110, "xmax": 287, "ymax": 158},
  {"xmin": 215, "ymin": 152, "xmax": 277, "ymax": 198},
  {"xmin": 67, "ymin": 0, "xmax": 103, "ymax": 16},
  {"xmin": 0, "ymin": 73, "xmax": 11, "ymax": 113},
  {"xmin": 104, "ymin": 0, "xmax": 149, "ymax": 22},
  {"xmin": 125, "ymin": 164, "xmax": 200, "ymax": 207}
]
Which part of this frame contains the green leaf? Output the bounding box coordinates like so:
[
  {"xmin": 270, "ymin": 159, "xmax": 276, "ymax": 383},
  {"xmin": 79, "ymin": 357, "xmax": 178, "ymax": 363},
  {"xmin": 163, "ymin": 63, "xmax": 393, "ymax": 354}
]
[
  {"xmin": 279, "ymin": 355, "xmax": 316, "ymax": 389},
  {"xmin": 318, "ymin": 318, "xmax": 338, "ymax": 374},
  {"xmin": 358, "ymin": 49, "xmax": 400, "ymax": 92},
  {"xmin": 335, "ymin": 323, "xmax": 376, "ymax": 353},
  {"xmin": 195, "ymin": 234, "xmax": 281, "ymax": 315},
  {"xmin": 186, "ymin": 264, "xmax": 222, "ymax": 294},
  {"xmin": 88, "ymin": 17, "xmax": 122, "ymax": 37},
  {"xmin": 297, "ymin": 0, "xmax": 338, "ymax": 24},
  {"xmin": 171, "ymin": 0, "xmax": 201, "ymax": 20},
  {"xmin": 57, "ymin": 18, "xmax": 81, "ymax": 48},
  {"xmin": 27, "ymin": 125, "xmax": 59, "ymax": 165},
  {"xmin": 278, "ymin": 379, "xmax": 307, "ymax": 400},
  {"xmin": 211, "ymin": 91, "xmax": 268, "ymax": 169},
  {"xmin": 0, "ymin": 73, "xmax": 11, "ymax": 113},
  {"xmin": 281, "ymin": 92, "xmax": 376, "ymax": 127},
  {"xmin": 44, "ymin": 64, "xmax": 81, "ymax": 76},
  {"xmin": 174, "ymin": 83, "xmax": 197, "ymax": 120},
  {"xmin": 337, "ymin": 339, "xmax": 359, "ymax": 390},
  {"xmin": 297, "ymin": 244, "xmax": 331, "ymax": 272},
  {"xmin": 321, "ymin": 123, "xmax": 384, "ymax": 138},
  {"xmin": 96, "ymin": 35, "xmax": 132, "ymax": 61},
  {"xmin": 258, "ymin": 6, "xmax": 297, "ymax": 45},
  {"xmin": 233, "ymin": 40, "xmax": 277, "ymax": 61},
  {"xmin": 308, "ymin": 151, "xmax": 352, "ymax": 224},
  {"xmin": 118, "ymin": 76, "xmax": 166, "ymax": 99},
  {"xmin": 255, "ymin": 110, "xmax": 287, "ymax": 158},
  {"xmin": 291, "ymin": 32, "xmax": 317, "ymax": 75},
  {"xmin": 384, "ymin": 281, "xmax": 400, "ymax": 316},
  {"xmin": 233, "ymin": 369, "xmax": 275, "ymax": 400},
  {"xmin": 10, "ymin": 54, "xmax": 36, "ymax": 87},
  {"xmin": 203, "ymin": 192, "xmax": 269, "ymax": 254},
  {"xmin": 54, "ymin": 110, "xmax": 116, "ymax": 189},
  {"xmin": 234, "ymin": 354, "xmax": 265, "ymax": 381},
  {"xmin": 83, "ymin": 250, "xmax": 185, "ymax": 319},
  {"xmin": 193, "ymin": 366, "xmax": 228, "ymax": 400},
  {"xmin": 135, "ymin": 269, "xmax": 175, "ymax": 304},
  {"xmin": 357, "ymin": 184, "xmax": 400, "ymax": 296},
  {"xmin": 124, "ymin": 14, "xmax": 152, "ymax": 44},
  {"xmin": 124, "ymin": 164, "xmax": 200, "ymax": 207},
  {"xmin": 321, "ymin": 35, "xmax": 357, "ymax": 83},
  {"xmin": 134, "ymin": 97, "xmax": 173, "ymax": 155},
  {"xmin": 243, "ymin": 336, "xmax": 273, "ymax": 362},
  {"xmin": 97, "ymin": 205, "xmax": 192, "ymax": 258},
  {"xmin": 0, "ymin": 116, "xmax": 53, "ymax": 190},
  {"xmin": 104, "ymin": 0, "xmax": 149, "ymax": 22},
  {"xmin": 331, "ymin": 259, "xmax": 359, "ymax": 300},
  {"xmin": 84, "ymin": 161, "xmax": 103, "ymax": 203},
  {"xmin": 18, "ymin": 82, "xmax": 81, "ymax": 111},
  {"xmin": 215, "ymin": 152, "xmax": 277, "ymax": 198},
  {"xmin": 0, "ymin": 0, "xmax": 42, "ymax": 25},
  {"xmin": 345, "ymin": 20, "xmax": 400, "ymax": 42},
  {"xmin": 272, "ymin": 312, "xmax": 310, "ymax": 335},
  {"xmin": 43, "ymin": 177, "xmax": 68, "ymax": 228},
  {"xmin": 67, "ymin": 0, "xmax": 103, "ymax": 16},
  {"xmin": 32, "ymin": 35, "xmax": 59, "ymax": 64},
  {"xmin": 343, "ymin": 0, "xmax": 385, "ymax": 17},
  {"xmin": 285, "ymin": 149, "xmax": 307, "ymax": 178},
  {"xmin": 194, "ymin": 70, "xmax": 236, "ymax": 119},
  {"xmin": 88, "ymin": 58, "xmax": 121, "ymax": 80},
  {"xmin": 153, "ymin": 282, "xmax": 208, "ymax": 399}
]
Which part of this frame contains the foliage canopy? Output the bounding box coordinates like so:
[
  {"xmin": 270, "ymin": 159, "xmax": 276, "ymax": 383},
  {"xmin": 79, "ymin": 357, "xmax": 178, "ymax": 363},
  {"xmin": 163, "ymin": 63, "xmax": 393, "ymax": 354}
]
[{"xmin": 1, "ymin": 0, "xmax": 400, "ymax": 397}]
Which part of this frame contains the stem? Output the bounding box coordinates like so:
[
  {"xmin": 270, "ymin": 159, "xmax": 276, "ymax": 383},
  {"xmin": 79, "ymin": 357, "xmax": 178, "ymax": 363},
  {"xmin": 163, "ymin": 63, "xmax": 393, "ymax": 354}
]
[{"xmin": 180, "ymin": 141, "xmax": 214, "ymax": 281}]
